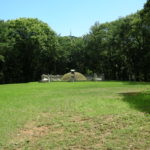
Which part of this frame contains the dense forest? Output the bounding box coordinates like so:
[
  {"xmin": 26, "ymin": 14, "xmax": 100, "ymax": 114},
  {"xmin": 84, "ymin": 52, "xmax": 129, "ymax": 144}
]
[{"xmin": 0, "ymin": 0, "xmax": 150, "ymax": 83}]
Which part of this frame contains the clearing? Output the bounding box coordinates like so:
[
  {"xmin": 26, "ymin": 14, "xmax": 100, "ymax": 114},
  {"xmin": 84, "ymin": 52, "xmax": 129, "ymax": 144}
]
[{"xmin": 0, "ymin": 81, "xmax": 150, "ymax": 150}]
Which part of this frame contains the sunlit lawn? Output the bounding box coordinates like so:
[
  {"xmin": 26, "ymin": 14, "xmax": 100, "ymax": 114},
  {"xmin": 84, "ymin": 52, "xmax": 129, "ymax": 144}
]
[{"xmin": 0, "ymin": 81, "xmax": 150, "ymax": 150}]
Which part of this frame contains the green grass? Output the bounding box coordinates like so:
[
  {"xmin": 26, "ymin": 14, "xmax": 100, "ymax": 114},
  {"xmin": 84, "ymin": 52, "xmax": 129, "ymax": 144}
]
[{"xmin": 0, "ymin": 81, "xmax": 150, "ymax": 150}]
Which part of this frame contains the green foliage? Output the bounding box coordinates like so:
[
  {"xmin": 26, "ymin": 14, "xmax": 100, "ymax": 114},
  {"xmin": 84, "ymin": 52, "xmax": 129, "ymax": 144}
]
[
  {"xmin": 0, "ymin": 18, "xmax": 58, "ymax": 83},
  {"xmin": 82, "ymin": 8, "xmax": 150, "ymax": 81},
  {"xmin": 57, "ymin": 36, "xmax": 86, "ymax": 74},
  {"xmin": 0, "ymin": 1, "xmax": 150, "ymax": 83}
]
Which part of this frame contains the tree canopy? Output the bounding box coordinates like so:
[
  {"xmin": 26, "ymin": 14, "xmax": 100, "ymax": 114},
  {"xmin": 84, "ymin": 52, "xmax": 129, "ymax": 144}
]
[{"xmin": 0, "ymin": 0, "xmax": 150, "ymax": 83}]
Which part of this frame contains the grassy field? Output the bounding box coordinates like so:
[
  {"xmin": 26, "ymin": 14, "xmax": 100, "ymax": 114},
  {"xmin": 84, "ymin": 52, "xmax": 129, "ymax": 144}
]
[{"xmin": 0, "ymin": 81, "xmax": 150, "ymax": 150}]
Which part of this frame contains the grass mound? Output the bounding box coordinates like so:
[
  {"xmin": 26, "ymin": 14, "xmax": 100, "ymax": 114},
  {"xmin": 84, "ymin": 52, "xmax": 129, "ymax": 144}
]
[{"xmin": 61, "ymin": 72, "xmax": 87, "ymax": 81}]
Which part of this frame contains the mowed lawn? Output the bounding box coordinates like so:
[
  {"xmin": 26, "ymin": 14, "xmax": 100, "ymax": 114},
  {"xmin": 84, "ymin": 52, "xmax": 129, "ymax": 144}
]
[{"xmin": 0, "ymin": 82, "xmax": 150, "ymax": 150}]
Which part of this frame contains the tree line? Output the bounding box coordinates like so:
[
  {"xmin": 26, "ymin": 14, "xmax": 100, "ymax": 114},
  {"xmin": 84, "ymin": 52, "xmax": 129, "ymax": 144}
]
[{"xmin": 0, "ymin": 0, "xmax": 150, "ymax": 83}]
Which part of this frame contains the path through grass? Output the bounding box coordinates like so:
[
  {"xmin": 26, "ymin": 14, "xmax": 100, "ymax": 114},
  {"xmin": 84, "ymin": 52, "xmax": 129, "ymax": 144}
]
[{"xmin": 0, "ymin": 81, "xmax": 150, "ymax": 149}]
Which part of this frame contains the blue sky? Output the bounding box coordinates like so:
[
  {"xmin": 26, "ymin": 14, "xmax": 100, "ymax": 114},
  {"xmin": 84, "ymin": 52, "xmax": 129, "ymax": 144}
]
[{"xmin": 0, "ymin": 0, "xmax": 147, "ymax": 36}]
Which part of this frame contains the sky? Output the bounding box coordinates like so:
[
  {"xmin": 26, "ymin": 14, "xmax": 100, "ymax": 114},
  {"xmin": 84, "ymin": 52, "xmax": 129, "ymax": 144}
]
[{"xmin": 0, "ymin": 0, "xmax": 147, "ymax": 37}]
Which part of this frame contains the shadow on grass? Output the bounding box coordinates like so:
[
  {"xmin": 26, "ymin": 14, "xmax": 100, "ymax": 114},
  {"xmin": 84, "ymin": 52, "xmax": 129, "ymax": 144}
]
[
  {"xmin": 122, "ymin": 81, "xmax": 150, "ymax": 85},
  {"xmin": 120, "ymin": 92, "xmax": 150, "ymax": 114}
]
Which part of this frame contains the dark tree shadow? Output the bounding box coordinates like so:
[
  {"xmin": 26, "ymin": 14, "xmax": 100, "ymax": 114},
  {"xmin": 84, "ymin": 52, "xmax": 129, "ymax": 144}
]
[
  {"xmin": 120, "ymin": 92, "xmax": 150, "ymax": 114},
  {"xmin": 122, "ymin": 81, "xmax": 150, "ymax": 85}
]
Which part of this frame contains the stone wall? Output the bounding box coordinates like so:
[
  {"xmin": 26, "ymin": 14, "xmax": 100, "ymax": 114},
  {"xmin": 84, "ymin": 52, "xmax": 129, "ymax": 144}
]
[
  {"xmin": 41, "ymin": 73, "xmax": 105, "ymax": 82},
  {"xmin": 41, "ymin": 74, "xmax": 62, "ymax": 82}
]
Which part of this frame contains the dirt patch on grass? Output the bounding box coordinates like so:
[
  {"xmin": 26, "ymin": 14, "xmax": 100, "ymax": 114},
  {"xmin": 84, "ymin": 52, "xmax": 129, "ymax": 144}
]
[
  {"xmin": 8, "ymin": 112, "xmax": 149, "ymax": 150},
  {"xmin": 10, "ymin": 121, "xmax": 49, "ymax": 145},
  {"xmin": 9, "ymin": 113, "xmax": 65, "ymax": 148},
  {"xmin": 67, "ymin": 115, "xmax": 117, "ymax": 148},
  {"xmin": 19, "ymin": 125, "xmax": 49, "ymax": 139},
  {"xmin": 70, "ymin": 116, "xmax": 92, "ymax": 124}
]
